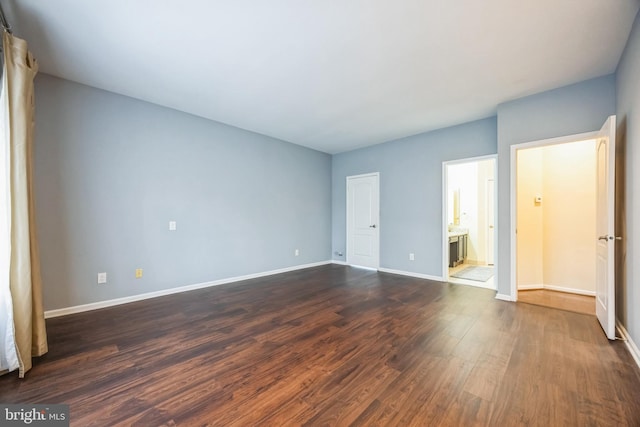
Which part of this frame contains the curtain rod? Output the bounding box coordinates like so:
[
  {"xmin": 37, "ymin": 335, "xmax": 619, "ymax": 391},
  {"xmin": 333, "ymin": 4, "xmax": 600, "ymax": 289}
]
[{"xmin": 0, "ymin": 3, "xmax": 11, "ymax": 33}]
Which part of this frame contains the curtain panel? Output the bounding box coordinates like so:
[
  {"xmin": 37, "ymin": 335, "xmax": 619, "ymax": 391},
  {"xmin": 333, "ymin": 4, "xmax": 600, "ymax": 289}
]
[{"xmin": 0, "ymin": 30, "xmax": 47, "ymax": 378}]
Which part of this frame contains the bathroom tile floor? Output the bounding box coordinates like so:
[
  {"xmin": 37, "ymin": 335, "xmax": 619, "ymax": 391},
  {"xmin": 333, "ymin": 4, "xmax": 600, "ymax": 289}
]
[{"xmin": 448, "ymin": 263, "xmax": 495, "ymax": 290}]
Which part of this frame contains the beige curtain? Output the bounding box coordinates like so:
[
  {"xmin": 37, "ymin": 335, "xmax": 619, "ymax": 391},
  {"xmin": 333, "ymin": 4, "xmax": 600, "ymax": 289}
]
[{"xmin": 1, "ymin": 30, "xmax": 47, "ymax": 378}]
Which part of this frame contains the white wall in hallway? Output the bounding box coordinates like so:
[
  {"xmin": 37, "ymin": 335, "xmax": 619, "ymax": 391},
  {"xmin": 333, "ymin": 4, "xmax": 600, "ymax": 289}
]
[
  {"xmin": 542, "ymin": 140, "xmax": 596, "ymax": 293},
  {"xmin": 516, "ymin": 148, "xmax": 545, "ymax": 286}
]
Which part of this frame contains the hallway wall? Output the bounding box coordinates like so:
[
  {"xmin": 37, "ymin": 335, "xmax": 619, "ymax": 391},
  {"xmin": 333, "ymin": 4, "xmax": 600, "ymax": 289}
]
[
  {"xmin": 615, "ymin": 8, "xmax": 640, "ymax": 348},
  {"xmin": 332, "ymin": 118, "xmax": 497, "ymax": 277},
  {"xmin": 497, "ymin": 74, "xmax": 615, "ymax": 299}
]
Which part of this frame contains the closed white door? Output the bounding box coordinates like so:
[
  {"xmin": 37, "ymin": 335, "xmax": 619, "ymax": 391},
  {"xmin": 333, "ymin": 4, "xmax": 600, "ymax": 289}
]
[
  {"xmin": 595, "ymin": 115, "xmax": 616, "ymax": 340},
  {"xmin": 347, "ymin": 173, "xmax": 379, "ymax": 269}
]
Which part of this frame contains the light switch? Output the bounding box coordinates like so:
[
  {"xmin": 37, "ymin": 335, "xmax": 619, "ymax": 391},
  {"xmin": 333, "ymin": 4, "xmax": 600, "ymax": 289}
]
[{"xmin": 169, "ymin": 221, "xmax": 177, "ymax": 231}]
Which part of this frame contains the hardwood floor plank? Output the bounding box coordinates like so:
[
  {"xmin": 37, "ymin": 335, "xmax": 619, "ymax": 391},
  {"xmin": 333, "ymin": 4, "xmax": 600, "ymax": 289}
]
[
  {"xmin": 463, "ymin": 353, "xmax": 509, "ymax": 402},
  {"xmin": 437, "ymin": 391, "xmax": 492, "ymax": 427},
  {"xmin": 1, "ymin": 265, "xmax": 639, "ymax": 426},
  {"xmin": 402, "ymin": 356, "xmax": 475, "ymax": 426},
  {"xmin": 518, "ymin": 289, "xmax": 595, "ymax": 315}
]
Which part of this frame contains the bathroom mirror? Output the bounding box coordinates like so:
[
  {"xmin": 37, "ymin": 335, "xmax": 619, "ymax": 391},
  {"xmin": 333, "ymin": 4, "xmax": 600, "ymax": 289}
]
[
  {"xmin": 453, "ymin": 189, "xmax": 460, "ymax": 225},
  {"xmin": 448, "ymin": 188, "xmax": 461, "ymax": 226}
]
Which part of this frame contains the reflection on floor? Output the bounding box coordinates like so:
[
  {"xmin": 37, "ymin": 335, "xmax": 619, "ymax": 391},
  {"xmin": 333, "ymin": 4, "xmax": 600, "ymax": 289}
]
[
  {"xmin": 518, "ymin": 289, "xmax": 595, "ymax": 315},
  {"xmin": 448, "ymin": 263, "xmax": 495, "ymax": 290}
]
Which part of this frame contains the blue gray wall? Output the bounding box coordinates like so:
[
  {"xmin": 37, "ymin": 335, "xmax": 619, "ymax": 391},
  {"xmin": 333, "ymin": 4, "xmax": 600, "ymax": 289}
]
[
  {"xmin": 34, "ymin": 74, "xmax": 332, "ymax": 311},
  {"xmin": 331, "ymin": 118, "xmax": 497, "ymax": 276},
  {"xmin": 33, "ymin": 54, "xmax": 634, "ymax": 350},
  {"xmin": 616, "ymin": 11, "xmax": 640, "ymax": 349},
  {"xmin": 496, "ymin": 75, "xmax": 616, "ymax": 297}
]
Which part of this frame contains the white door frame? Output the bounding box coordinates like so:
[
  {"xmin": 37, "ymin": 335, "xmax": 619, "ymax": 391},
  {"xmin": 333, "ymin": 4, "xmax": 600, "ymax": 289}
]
[
  {"xmin": 486, "ymin": 178, "xmax": 495, "ymax": 265},
  {"xmin": 509, "ymin": 130, "xmax": 599, "ymax": 301},
  {"xmin": 442, "ymin": 154, "xmax": 498, "ymax": 285},
  {"xmin": 346, "ymin": 172, "xmax": 380, "ymax": 269}
]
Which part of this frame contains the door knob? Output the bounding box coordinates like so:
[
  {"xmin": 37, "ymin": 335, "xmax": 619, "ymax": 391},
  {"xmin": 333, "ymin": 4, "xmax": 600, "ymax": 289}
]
[
  {"xmin": 369, "ymin": 224, "xmax": 376, "ymax": 228},
  {"xmin": 599, "ymin": 235, "xmax": 623, "ymax": 241}
]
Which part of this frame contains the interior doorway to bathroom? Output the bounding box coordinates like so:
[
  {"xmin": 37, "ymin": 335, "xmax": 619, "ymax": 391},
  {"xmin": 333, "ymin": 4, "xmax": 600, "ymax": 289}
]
[{"xmin": 443, "ymin": 155, "xmax": 497, "ymax": 290}]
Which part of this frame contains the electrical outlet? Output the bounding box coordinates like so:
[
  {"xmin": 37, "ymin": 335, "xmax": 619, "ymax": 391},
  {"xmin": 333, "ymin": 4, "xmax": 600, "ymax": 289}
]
[
  {"xmin": 97, "ymin": 272, "xmax": 107, "ymax": 284},
  {"xmin": 409, "ymin": 253, "xmax": 415, "ymax": 261},
  {"xmin": 135, "ymin": 268, "xmax": 143, "ymax": 279},
  {"xmin": 169, "ymin": 221, "xmax": 177, "ymax": 231},
  {"xmin": 295, "ymin": 249, "xmax": 299, "ymax": 256}
]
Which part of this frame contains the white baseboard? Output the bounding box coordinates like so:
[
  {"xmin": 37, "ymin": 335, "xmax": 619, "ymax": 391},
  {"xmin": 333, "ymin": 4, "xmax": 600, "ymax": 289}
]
[
  {"xmin": 616, "ymin": 320, "xmax": 640, "ymax": 370},
  {"xmin": 495, "ymin": 293, "xmax": 515, "ymax": 302},
  {"xmin": 331, "ymin": 260, "xmax": 348, "ymax": 266},
  {"xmin": 544, "ymin": 284, "xmax": 595, "ymax": 296},
  {"xmin": 45, "ymin": 260, "xmax": 332, "ymax": 319},
  {"xmin": 348, "ymin": 264, "xmax": 378, "ymax": 271},
  {"xmin": 517, "ymin": 284, "xmax": 544, "ymax": 291},
  {"xmin": 377, "ymin": 267, "xmax": 443, "ymax": 282},
  {"xmin": 517, "ymin": 283, "xmax": 595, "ymax": 296}
]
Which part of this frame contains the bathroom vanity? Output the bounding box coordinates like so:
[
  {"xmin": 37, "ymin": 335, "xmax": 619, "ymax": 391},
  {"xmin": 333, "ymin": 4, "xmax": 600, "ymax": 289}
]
[{"xmin": 448, "ymin": 230, "xmax": 468, "ymax": 268}]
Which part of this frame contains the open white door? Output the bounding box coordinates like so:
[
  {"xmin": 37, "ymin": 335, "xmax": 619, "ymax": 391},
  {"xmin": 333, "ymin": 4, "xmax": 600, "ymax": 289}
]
[
  {"xmin": 595, "ymin": 115, "xmax": 616, "ymax": 340},
  {"xmin": 347, "ymin": 173, "xmax": 380, "ymax": 269}
]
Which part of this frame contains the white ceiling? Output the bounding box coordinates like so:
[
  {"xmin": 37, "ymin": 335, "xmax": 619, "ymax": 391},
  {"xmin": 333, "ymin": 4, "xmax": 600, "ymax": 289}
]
[{"xmin": 5, "ymin": 0, "xmax": 639, "ymax": 154}]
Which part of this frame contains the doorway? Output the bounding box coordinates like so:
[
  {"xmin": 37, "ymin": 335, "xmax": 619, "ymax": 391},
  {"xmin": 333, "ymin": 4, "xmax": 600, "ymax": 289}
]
[
  {"xmin": 443, "ymin": 156, "xmax": 496, "ymax": 290},
  {"xmin": 510, "ymin": 116, "xmax": 617, "ymax": 339},
  {"xmin": 514, "ymin": 139, "xmax": 597, "ymax": 315}
]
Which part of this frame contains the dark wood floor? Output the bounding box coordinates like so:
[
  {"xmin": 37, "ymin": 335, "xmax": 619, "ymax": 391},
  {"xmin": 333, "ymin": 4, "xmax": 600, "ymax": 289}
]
[
  {"xmin": 1, "ymin": 265, "xmax": 639, "ymax": 426},
  {"xmin": 518, "ymin": 289, "xmax": 596, "ymax": 315}
]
